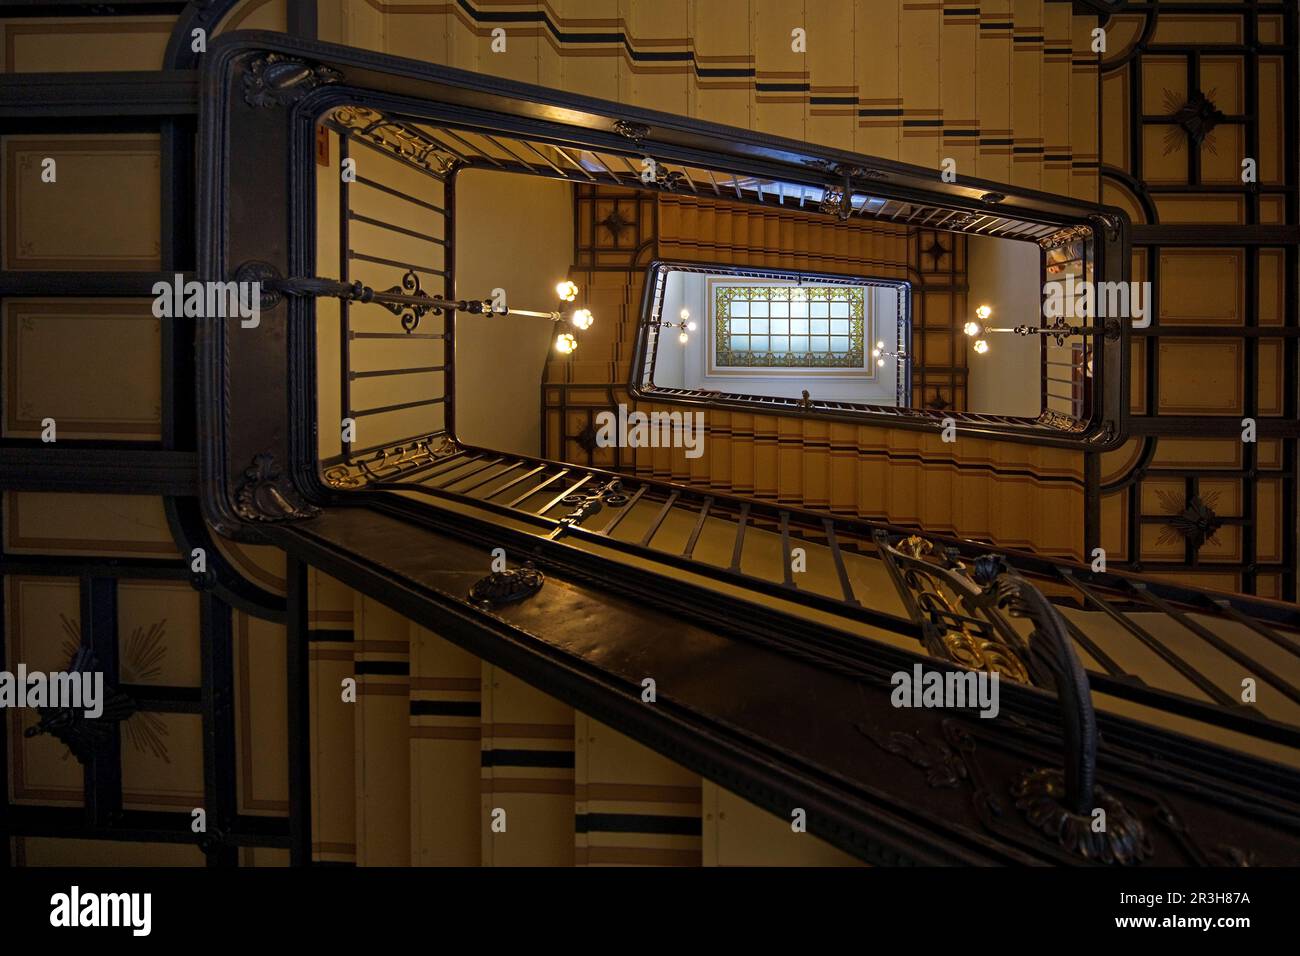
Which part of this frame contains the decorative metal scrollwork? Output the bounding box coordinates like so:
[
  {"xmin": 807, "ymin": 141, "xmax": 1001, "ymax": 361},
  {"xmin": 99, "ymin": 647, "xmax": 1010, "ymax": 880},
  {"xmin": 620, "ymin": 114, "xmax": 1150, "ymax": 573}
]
[
  {"xmin": 324, "ymin": 436, "xmax": 459, "ymax": 489},
  {"xmin": 330, "ymin": 105, "xmax": 461, "ymax": 175},
  {"xmin": 1039, "ymin": 223, "xmax": 1094, "ymax": 250},
  {"xmin": 968, "ymin": 553, "xmax": 1150, "ymax": 863},
  {"xmin": 1036, "ymin": 408, "xmax": 1089, "ymax": 432},
  {"xmin": 645, "ymin": 163, "xmax": 687, "ymax": 192},
  {"xmin": 377, "ymin": 270, "xmax": 435, "ymax": 332},
  {"xmin": 875, "ymin": 532, "xmax": 1152, "ymax": 863},
  {"xmin": 613, "ymin": 120, "xmax": 651, "ymax": 143},
  {"xmin": 549, "ymin": 479, "xmax": 629, "ymax": 539},
  {"xmin": 801, "ymin": 159, "xmax": 887, "ymax": 181},
  {"xmin": 879, "ymin": 534, "xmax": 1033, "ymax": 683},
  {"xmin": 323, "ymin": 466, "xmax": 366, "ymax": 489},
  {"xmin": 234, "ymin": 259, "xmax": 458, "ymax": 335}
]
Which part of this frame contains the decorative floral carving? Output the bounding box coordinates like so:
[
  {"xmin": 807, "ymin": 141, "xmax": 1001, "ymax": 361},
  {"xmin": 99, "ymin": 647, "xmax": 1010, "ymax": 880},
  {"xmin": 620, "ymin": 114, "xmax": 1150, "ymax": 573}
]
[
  {"xmin": 1155, "ymin": 490, "xmax": 1224, "ymax": 552},
  {"xmin": 1155, "ymin": 805, "xmax": 1259, "ymax": 866},
  {"xmin": 1014, "ymin": 768, "xmax": 1153, "ymax": 865},
  {"xmin": 857, "ymin": 722, "xmax": 967, "ymax": 789},
  {"xmin": 1164, "ymin": 89, "xmax": 1226, "ymax": 152},
  {"xmin": 24, "ymin": 646, "xmax": 136, "ymax": 765},
  {"xmin": 599, "ymin": 205, "xmax": 634, "ymax": 244},
  {"xmin": 235, "ymin": 453, "xmax": 320, "ymax": 522},
  {"xmin": 243, "ymin": 53, "xmax": 342, "ymax": 109}
]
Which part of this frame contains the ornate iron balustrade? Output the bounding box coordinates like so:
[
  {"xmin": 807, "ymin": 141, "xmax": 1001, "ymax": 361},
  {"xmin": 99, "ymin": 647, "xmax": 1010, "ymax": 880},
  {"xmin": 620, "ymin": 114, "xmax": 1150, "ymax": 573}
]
[
  {"xmin": 311, "ymin": 433, "xmax": 1299, "ymax": 863},
  {"xmin": 321, "ymin": 435, "xmax": 1300, "ymax": 744}
]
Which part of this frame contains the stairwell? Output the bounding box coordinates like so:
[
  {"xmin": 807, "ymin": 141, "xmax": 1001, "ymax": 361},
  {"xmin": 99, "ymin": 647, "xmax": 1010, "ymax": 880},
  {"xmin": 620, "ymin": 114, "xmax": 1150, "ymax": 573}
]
[{"xmin": 541, "ymin": 2, "xmax": 1103, "ymax": 560}]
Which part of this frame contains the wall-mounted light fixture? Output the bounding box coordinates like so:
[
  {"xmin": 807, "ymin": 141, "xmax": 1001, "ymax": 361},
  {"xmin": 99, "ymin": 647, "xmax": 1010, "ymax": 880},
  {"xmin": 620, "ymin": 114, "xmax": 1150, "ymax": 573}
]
[
  {"xmin": 661, "ymin": 307, "xmax": 696, "ymax": 345},
  {"xmin": 871, "ymin": 340, "xmax": 907, "ymax": 367},
  {"xmin": 964, "ymin": 303, "xmax": 1119, "ymax": 353},
  {"xmin": 233, "ymin": 263, "xmax": 596, "ymax": 357}
]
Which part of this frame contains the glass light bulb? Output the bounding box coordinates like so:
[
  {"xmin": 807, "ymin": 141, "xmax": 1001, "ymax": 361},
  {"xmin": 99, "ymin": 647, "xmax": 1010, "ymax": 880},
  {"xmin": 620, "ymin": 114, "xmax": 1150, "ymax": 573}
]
[
  {"xmin": 570, "ymin": 308, "xmax": 594, "ymax": 330},
  {"xmin": 678, "ymin": 331, "xmax": 689, "ymax": 345},
  {"xmin": 976, "ymin": 304, "xmax": 992, "ymax": 320},
  {"xmin": 876, "ymin": 340, "xmax": 886, "ymax": 350},
  {"xmin": 872, "ymin": 348, "xmax": 881, "ymax": 358},
  {"xmin": 679, "ymin": 308, "xmax": 691, "ymax": 321},
  {"xmin": 876, "ymin": 358, "xmax": 886, "ymax": 367},
  {"xmin": 555, "ymin": 332, "xmax": 577, "ymax": 354},
  {"xmin": 973, "ymin": 339, "xmax": 990, "ymax": 354},
  {"xmin": 963, "ymin": 321, "xmax": 982, "ymax": 337},
  {"xmin": 687, "ymin": 321, "xmax": 697, "ymax": 332},
  {"xmin": 555, "ymin": 280, "xmax": 579, "ymax": 302}
]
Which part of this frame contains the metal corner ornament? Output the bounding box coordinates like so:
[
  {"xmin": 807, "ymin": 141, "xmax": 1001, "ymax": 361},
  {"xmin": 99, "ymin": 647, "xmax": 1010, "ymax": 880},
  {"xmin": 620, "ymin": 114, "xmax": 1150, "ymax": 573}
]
[
  {"xmin": 235, "ymin": 453, "xmax": 321, "ymax": 522},
  {"xmin": 469, "ymin": 563, "xmax": 545, "ymax": 609},
  {"xmin": 243, "ymin": 53, "xmax": 343, "ymax": 109}
]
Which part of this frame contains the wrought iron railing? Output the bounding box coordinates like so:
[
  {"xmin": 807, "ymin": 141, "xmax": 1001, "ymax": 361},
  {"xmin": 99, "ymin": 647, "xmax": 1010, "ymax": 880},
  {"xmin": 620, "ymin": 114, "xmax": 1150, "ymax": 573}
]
[
  {"xmin": 317, "ymin": 108, "xmax": 453, "ymax": 469},
  {"xmin": 323, "ymin": 437, "xmax": 1300, "ymax": 758}
]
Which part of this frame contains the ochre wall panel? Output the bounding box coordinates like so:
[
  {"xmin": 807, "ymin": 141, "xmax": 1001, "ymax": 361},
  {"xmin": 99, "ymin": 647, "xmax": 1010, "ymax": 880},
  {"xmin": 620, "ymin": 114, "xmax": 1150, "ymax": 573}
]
[
  {"xmin": 622, "ymin": 0, "xmax": 691, "ymax": 116},
  {"xmin": 410, "ymin": 625, "xmax": 482, "ymax": 866},
  {"xmin": 3, "ymin": 135, "xmax": 161, "ymax": 271},
  {"xmin": 215, "ymin": 0, "xmax": 288, "ymax": 33},
  {"xmin": 1040, "ymin": 3, "xmax": 1072, "ymax": 196},
  {"xmin": 1068, "ymin": 14, "xmax": 1099, "ymax": 203},
  {"xmin": 5, "ymin": 576, "xmax": 84, "ymax": 807},
  {"xmin": 1011, "ymin": 0, "xmax": 1045, "ymax": 190},
  {"xmin": 0, "ymin": 18, "xmax": 172, "ymax": 72},
  {"xmin": 976, "ymin": 0, "xmax": 1012, "ymax": 185},
  {"xmin": 702, "ymin": 781, "xmax": 863, "ymax": 866},
  {"xmin": 574, "ymin": 715, "xmax": 701, "ymax": 866},
  {"xmin": 751, "ymin": 0, "xmax": 806, "ymax": 140},
  {"xmin": 898, "ymin": 2, "xmax": 942, "ymax": 169},
  {"xmin": 121, "ymin": 713, "xmax": 204, "ymax": 812},
  {"xmin": 352, "ymin": 594, "xmax": 411, "ymax": 865},
  {"xmin": 1155, "ymin": 339, "xmax": 1243, "ymax": 417},
  {"xmin": 234, "ymin": 613, "xmax": 290, "ymax": 818},
  {"xmin": 117, "ymin": 580, "xmax": 201, "ymax": 688},
  {"xmin": 309, "ymin": 569, "xmax": 357, "ymax": 864},
  {"xmin": 3, "ymin": 299, "xmax": 161, "ymax": 441},
  {"xmin": 804, "ymin": 0, "xmax": 855, "ymax": 152},
  {"xmin": 480, "ymin": 666, "xmax": 574, "ymax": 866},
  {"xmin": 1157, "ymin": 250, "xmax": 1244, "ymax": 326},
  {"xmin": 12, "ymin": 838, "xmax": 204, "ymax": 867},
  {"xmin": 3, "ymin": 492, "xmax": 175, "ymax": 558}
]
